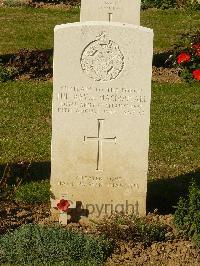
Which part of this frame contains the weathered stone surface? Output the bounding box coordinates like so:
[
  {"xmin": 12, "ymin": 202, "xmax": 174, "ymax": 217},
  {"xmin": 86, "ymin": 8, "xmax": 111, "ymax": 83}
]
[
  {"xmin": 80, "ymin": 0, "xmax": 141, "ymax": 25},
  {"xmin": 51, "ymin": 22, "xmax": 153, "ymax": 219}
]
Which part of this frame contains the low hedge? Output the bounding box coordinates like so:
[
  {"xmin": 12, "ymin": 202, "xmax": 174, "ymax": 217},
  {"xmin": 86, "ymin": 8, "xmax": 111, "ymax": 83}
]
[
  {"xmin": 174, "ymin": 181, "xmax": 200, "ymax": 248},
  {"xmin": 0, "ymin": 224, "xmax": 113, "ymax": 265}
]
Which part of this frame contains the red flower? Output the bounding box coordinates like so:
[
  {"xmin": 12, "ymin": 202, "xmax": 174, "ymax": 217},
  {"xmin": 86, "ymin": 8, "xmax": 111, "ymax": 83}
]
[
  {"xmin": 57, "ymin": 199, "xmax": 70, "ymax": 212},
  {"xmin": 192, "ymin": 43, "xmax": 200, "ymax": 57},
  {"xmin": 192, "ymin": 69, "xmax": 200, "ymax": 81},
  {"xmin": 177, "ymin": 52, "xmax": 191, "ymax": 64}
]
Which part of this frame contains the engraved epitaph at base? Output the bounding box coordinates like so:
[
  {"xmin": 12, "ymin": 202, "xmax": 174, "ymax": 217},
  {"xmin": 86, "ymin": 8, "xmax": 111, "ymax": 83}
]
[{"xmin": 51, "ymin": 22, "xmax": 153, "ymax": 220}]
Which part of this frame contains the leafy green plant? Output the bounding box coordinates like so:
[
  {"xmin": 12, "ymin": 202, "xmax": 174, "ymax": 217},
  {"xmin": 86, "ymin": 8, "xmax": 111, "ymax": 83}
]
[
  {"xmin": 96, "ymin": 214, "xmax": 167, "ymax": 246},
  {"xmin": 0, "ymin": 162, "xmax": 37, "ymax": 200},
  {"xmin": 176, "ymin": 0, "xmax": 200, "ymax": 9},
  {"xmin": 15, "ymin": 180, "xmax": 50, "ymax": 203},
  {"xmin": 0, "ymin": 224, "xmax": 113, "ymax": 265},
  {"xmin": 174, "ymin": 197, "xmax": 190, "ymax": 232},
  {"xmin": 186, "ymin": 0, "xmax": 200, "ymax": 10},
  {"xmin": 174, "ymin": 181, "xmax": 200, "ymax": 247},
  {"xmin": 168, "ymin": 31, "xmax": 200, "ymax": 81},
  {"xmin": 142, "ymin": 0, "xmax": 176, "ymax": 9},
  {"xmin": 141, "ymin": 0, "xmax": 200, "ymax": 9},
  {"xmin": 0, "ymin": 64, "xmax": 18, "ymax": 82},
  {"xmin": 32, "ymin": 0, "xmax": 80, "ymax": 5},
  {"xmin": 0, "ymin": 164, "xmax": 23, "ymax": 200},
  {"xmin": 3, "ymin": 0, "xmax": 30, "ymax": 7}
]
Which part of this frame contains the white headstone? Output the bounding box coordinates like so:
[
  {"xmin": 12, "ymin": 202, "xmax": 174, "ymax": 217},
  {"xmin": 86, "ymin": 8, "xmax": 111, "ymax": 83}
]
[
  {"xmin": 80, "ymin": 0, "xmax": 141, "ymax": 25},
  {"xmin": 51, "ymin": 22, "xmax": 153, "ymax": 220}
]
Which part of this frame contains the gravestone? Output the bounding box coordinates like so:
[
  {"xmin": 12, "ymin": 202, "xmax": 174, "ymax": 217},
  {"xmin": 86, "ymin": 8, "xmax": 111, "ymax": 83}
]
[
  {"xmin": 51, "ymin": 21, "xmax": 153, "ymax": 221},
  {"xmin": 80, "ymin": 0, "xmax": 141, "ymax": 25}
]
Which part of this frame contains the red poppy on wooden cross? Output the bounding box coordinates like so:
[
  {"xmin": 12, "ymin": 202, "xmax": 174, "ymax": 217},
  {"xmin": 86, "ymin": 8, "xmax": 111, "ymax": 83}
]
[
  {"xmin": 57, "ymin": 199, "xmax": 70, "ymax": 212},
  {"xmin": 52, "ymin": 194, "xmax": 71, "ymax": 225},
  {"xmin": 57, "ymin": 198, "xmax": 70, "ymax": 225}
]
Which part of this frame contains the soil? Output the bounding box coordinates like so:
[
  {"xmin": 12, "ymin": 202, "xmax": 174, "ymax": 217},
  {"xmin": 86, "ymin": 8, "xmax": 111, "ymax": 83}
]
[
  {"xmin": 16, "ymin": 67, "xmax": 183, "ymax": 84},
  {"xmin": 107, "ymin": 239, "xmax": 200, "ymax": 266},
  {"xmin": 0, "ymin": 0, "xmax": 80, "ymax": 8},
  {"xmin": 0, "ymin": 200, "xmax": 199, "ymax": 265},
  {"xmin": 0, "ymin": 200, "xmax": 50, "ymax": 234},
  {"xmin": 152, "ymin": 67, "xmax": 182, "ymax": 83},
  {"xmin": 31, "ymin": 2, "xmax": 75, "ymax": 10}
]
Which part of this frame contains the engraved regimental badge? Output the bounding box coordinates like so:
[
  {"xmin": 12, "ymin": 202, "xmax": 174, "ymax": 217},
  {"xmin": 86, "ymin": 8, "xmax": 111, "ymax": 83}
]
[{"xmin": 80, "ymin": 32, "xmax": 124, "ymax": 82}]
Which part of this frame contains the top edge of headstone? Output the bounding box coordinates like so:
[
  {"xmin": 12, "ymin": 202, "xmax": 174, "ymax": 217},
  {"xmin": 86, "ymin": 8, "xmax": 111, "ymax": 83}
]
[
  {"xmin": 54, "ymin": 21, "xmax": 153, "ymax": 33},
  {"xmin": 80, "ymin": 0, "xmax": 141, "ymax": 25}
]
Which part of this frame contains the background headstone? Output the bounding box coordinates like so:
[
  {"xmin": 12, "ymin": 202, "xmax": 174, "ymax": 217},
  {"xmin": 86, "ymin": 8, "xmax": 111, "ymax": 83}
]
[
  {"xmin": 51, "ymin": 22, "xmax": 153, "ymax": 220},
  {"xmin": 80, "ymin": 0, "xmax": 141, "ymax": 25}
]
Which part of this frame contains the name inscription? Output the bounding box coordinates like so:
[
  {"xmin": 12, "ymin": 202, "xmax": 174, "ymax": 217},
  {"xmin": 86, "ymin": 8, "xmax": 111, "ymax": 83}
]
[
  {"xmin": 58, "ymin": 175, "xmax": 139, "ymax": 189},
  {"xmin": 98, "ymin": 0, "xmax": 122, "ymax": 11},
  {"xmin": 57, "ymin": 86, "xmax": 147, "ymax": 116}
]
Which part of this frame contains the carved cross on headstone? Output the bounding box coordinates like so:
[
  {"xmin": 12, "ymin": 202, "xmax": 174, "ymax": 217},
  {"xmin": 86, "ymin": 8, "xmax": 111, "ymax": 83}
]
[
  {"xmin": 108, "ymin": 12, "xmax": 113, "ymax": 22},
  {"xmin": 84, "ymin": 119, "xmax": 116, "ymax": 171}
]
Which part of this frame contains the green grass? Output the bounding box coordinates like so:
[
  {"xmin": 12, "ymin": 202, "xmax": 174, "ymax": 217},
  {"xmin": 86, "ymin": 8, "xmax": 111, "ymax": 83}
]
[
  {"xmin": 15, "ymin": 180, "xmax": 50, "ymax": 203},
  {"xmin": 141, "ymin": 9, "xmax": 200, "ymax": 52},
  {"xmin": 0, "ymin": 6, "xmax": 80, "ymax": 55},
  {"xmin": 149, "ymin": 82, "xmax": 200, "ymax": 179},
  {"xmin": 0, "ymin": 81, "xmax": 52, "ymax": 163},
  {"xmin": 0, "ymin": 7, "xmax": 200, "ymax": 54},
  {"xmin": 1, "ymin": 81, "xmax": 199, "ymax": 181}
]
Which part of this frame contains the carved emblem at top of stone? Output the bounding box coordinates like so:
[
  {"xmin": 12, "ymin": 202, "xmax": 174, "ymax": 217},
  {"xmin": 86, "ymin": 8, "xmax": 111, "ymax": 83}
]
[{"xmin": 80, "ymin": 32, "xmax": 124, "ymax": 82}]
